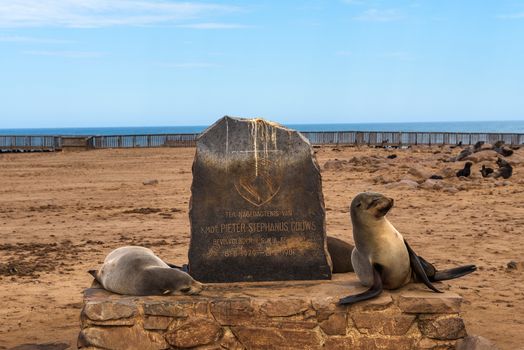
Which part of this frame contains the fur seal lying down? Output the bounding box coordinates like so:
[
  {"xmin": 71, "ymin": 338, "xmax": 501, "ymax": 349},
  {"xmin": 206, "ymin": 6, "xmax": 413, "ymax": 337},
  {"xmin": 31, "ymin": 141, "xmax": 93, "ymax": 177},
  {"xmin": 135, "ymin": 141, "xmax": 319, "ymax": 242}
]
[
  {"xmin": 89, "ymin": 246, "xmax": 203, "ymax": 296},
  {"xmin": 339, "ymin": 192, "xmax": 476, "ymax": 305}
]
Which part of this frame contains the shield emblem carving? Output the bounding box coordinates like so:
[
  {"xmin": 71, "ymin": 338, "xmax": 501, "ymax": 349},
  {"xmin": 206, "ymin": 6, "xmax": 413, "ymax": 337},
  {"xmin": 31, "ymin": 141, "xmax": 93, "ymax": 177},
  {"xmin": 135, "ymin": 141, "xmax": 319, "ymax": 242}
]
[{"xmin": 234, "ymin": 155, "xmax": 282, "ymax": 207}]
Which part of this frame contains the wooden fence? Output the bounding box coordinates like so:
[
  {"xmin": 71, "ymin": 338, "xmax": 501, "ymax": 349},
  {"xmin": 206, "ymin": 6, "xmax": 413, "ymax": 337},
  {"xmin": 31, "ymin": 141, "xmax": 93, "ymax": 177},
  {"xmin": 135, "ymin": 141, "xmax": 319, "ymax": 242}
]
[{"xmin": 1, "ymin": 131, "xmax": 523, "ymax": 152}]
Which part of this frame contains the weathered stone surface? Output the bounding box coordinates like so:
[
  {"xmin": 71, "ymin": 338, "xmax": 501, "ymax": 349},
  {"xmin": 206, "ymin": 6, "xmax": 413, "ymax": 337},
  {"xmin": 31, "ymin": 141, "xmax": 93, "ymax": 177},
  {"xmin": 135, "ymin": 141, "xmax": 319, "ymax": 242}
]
[
  {"xmin": 319, "ymin": 312, "xmax": 347, "ymax": 335},
  {"xmin": 165, "ymin": 318, "xmax": 222, "ymax": 348},
  {"xmin": 356, "ymin": 336, "xmax": 416, "ymax": 350},
  {"xmin": 352, "ymin": 312, "xmax": 416, "ymax": 336},
  {"xmin": 419, "ymin": 315, "xmax": 467, "ymax": 340},
  {"xmin": 455, "ymin": 335, "xmax": 499, "ymax": 350},
  {"xmin": 210, "ymin": 298, "xmax": 255, "ymax": 326},
  {"xmin": 322, "ymin": 337, "xmax": 356, "ymax": 349},
  {"xmin": 219, "ymin": 328, "xmax": 246, "ymax": 350},
  {"xmin": 142, "ymin": 301, "xmax": 188, "ymax": 317},
  {"xmin": 260, "ymin": 298, "xmax": 310, "ymax": 317},
  {"xmin": 399, "ymin": 292, "xmax": 462, "ymax": 314},
  {"xmin": 78, "ymin": 326, "xmax": 168, "ymax": 350},
  {"xmin": 143, "ymin": 315, "xmax": 172, "ymax": 330},
  {"xmin": 79, "ymin": 276, "xmax": 468, "ymax": 350},
  {"xmin": 188, "ymin": 116, "xmax": 332, "ymax": 282},
  {"xmin": 83, "ymin": 301, "xmax": 136, "ymax": 321},
  {"xmin": 231, "ymin": 326, "xmax": 322, "ymax": 349},
  {"xmin": 417, "ymin": 338, "xmax": 456, "ymax": 350}
]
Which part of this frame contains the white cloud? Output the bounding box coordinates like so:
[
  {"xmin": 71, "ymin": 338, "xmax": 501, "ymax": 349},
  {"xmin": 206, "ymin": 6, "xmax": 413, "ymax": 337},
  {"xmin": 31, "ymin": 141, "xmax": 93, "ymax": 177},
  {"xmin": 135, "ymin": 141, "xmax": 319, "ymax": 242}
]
[
  {"xmin": 176, "ymin": 22, "xmax": 249, "ymax": 29},
  {"xmin": 0, "ymin": 35, "xmax": 73, "ymax": 43},
  {"xmin": 353, "ymin": 8, "xmax": 404, "ymax": 22},
  {"xmin": 497, "ymin": 12, "xmax": 524, "ymax": 20},
  {"xmin": 24, "ymin": 50, "xmax": 104, "ymax": 58},
  {"xmin": 0, "ymin": 0, "xmax": 240, "ymax": 28}
]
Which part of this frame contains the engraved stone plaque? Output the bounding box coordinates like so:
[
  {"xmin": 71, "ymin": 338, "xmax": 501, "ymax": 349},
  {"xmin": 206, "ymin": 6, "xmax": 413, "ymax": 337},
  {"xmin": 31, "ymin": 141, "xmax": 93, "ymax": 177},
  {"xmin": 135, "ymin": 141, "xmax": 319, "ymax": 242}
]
[{"xmin": 188, "ymin": 116, "xmax": 332, "ymax": 282}]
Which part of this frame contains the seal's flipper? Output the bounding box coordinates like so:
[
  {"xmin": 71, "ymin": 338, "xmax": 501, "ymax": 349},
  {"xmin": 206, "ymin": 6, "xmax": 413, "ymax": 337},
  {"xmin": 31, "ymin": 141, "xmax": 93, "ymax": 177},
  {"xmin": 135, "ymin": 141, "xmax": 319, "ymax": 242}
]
[
  {"xmin": 417, "ymin": 255, "xmax": 437, "ymax": 278},
  {"xmin": 404, "ymin": 240, "xmax": 442, "ymax": 293},
  {"xmin": 166, "ymin": 262, "xmax": 190, "ymax": 273},
  {"xmin": 417, "ymin": 255, "xmax": 476, "ymax": 281},
  {"xmin": 166, "ymin": 262, "xmax": 183, "ymax": 269},
  {"xmin": 88, "ymin": 269, "xmax": 98, "ymax": 279},
  {"xmin": 338, "ymin": 264, "xmax": 383, "ymax": 305},
  {"xmin": 432, "ymin": 265, "xmax": 477, "ymax": 281}
]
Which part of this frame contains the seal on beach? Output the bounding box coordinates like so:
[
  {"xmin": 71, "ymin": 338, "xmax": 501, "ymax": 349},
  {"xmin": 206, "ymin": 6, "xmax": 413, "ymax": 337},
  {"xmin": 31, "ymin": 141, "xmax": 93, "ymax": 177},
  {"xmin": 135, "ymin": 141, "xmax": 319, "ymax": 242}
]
[
  {"xmin": 456, "ymin": 162, "xmax": 473, "ymax": 177},
  {"xmin": 89, "ymin": 246, "xmax": 203, "ymax": 296},
  {"xmin": 339, "ymin": 192, "xmax": 476, "ymax": 305},
  {"xmin": 480, "ymin": 165, "xmax": 494, "ymax": 178},
  {"xmin": 494, "ymin": 157, "xmax": 513, "ymax": 179}
]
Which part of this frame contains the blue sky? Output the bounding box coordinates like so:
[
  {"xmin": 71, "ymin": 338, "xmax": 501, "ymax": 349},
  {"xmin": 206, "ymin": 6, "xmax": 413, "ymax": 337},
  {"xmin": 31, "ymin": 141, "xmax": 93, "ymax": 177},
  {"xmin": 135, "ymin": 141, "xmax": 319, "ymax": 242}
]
[{"xmin": 1, "ymin": 0, "xmax": 523, "ymax": 128}]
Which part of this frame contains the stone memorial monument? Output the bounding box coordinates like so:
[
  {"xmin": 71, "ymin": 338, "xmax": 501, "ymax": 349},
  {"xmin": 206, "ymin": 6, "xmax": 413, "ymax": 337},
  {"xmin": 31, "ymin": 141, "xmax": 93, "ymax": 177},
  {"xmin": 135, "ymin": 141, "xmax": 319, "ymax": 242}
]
[{"xmin": 188, "ymin": 116, "xmax": 332, "ymax": 282}]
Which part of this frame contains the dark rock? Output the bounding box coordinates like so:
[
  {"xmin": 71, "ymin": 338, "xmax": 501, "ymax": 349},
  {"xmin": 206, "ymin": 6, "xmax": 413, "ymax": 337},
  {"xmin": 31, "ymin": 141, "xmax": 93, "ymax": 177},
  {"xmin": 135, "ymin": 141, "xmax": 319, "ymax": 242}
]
[
  {"xmin": 142, "ymin": 179, "xmax": 159, "ymax": 185},
  {"xmin": 455, "ymin": 335, "xmax": 499, "ymax": 350},
  {"xmin": 188, "ymin": 117, "xmax": 332, "ymax": 282}
]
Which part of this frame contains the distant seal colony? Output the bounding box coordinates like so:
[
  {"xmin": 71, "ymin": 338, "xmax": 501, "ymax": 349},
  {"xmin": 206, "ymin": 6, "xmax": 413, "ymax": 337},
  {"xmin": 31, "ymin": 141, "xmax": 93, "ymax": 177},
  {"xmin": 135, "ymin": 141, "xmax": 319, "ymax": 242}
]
[
  {"xmin": 89, "ymin": 246, "xmax": 203, "ymax": 296},
  {"xmin": 339, "ymin": 192, "xmax": 476, "ymax": 305}
]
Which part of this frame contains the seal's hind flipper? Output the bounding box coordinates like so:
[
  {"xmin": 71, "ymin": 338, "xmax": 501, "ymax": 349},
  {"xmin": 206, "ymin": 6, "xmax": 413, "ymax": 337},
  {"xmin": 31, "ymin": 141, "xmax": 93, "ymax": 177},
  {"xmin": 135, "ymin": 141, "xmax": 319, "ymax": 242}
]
[
  {"xmin": 417, "ymin": 255, "xmax": 476, "ymax": 281},
  {"xmin": 432, "ymin": 265, "xmax": 477, "ymax": 281},
  {"xmin": 404, "ymin": 240, "xmax": 442, "ymax": 293},
  {"xmin": 417, "ymin": 255, "xmax": 437, "ymax": 279},
  {"xmin": 88, "ymin": 269, "xmax": 98, "ymax": 279},
  {"xmin": 338, "ymin": 264, "xmax": 383, "ymax": 305}
]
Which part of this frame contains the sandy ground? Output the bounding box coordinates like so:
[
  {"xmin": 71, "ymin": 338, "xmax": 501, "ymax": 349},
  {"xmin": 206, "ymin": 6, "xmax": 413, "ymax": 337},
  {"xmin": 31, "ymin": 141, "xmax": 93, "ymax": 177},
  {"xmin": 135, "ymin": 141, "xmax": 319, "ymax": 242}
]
[{"xmin": 0, "ymin": 145, "xmax": 523, "ymax": 349}]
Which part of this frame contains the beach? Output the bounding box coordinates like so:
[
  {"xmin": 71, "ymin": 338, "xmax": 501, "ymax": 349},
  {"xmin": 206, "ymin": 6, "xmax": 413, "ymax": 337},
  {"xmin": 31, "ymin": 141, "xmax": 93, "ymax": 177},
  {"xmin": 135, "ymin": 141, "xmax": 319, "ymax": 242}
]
[{"xmin": 0, "ymin": 145, "xmax": 523, "ymax": 349}]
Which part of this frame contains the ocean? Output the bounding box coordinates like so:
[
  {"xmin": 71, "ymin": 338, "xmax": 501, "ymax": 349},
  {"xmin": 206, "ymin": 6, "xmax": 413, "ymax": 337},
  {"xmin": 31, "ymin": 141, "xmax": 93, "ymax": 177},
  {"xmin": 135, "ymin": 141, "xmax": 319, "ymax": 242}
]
[{"xmin": 0, "ymin": 120, "xmax": 523, "ymax": 136}]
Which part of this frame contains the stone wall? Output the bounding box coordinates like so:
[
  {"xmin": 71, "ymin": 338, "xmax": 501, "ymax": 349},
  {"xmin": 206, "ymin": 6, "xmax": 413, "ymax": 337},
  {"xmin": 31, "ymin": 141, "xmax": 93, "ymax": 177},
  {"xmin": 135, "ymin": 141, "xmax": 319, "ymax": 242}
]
[{"xmin": 79, "ymin": 275, "xmax": 467, "ymax": 350}]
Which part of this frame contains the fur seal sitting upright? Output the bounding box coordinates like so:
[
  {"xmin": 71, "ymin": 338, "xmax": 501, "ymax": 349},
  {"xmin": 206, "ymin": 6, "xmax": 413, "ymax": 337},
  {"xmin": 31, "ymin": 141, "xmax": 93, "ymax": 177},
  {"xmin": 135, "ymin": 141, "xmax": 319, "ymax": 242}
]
[
  {"xmin": 494, "ymin": 157, "xmax": 513, "ymax": 179},
  {"xmin": 339, "ymin": 192, "xmax": 476, "ymax": 305},
  {"xmin": 456, "ymin": 162, "xmax": 473, "ymax": 177},
  {"xmin": 89, "ymin": 246, "xmax": 203, "ymax": 296},
  {"xmin": 480, "ymin": 165, "xmax": 494, "ymax": 178}
]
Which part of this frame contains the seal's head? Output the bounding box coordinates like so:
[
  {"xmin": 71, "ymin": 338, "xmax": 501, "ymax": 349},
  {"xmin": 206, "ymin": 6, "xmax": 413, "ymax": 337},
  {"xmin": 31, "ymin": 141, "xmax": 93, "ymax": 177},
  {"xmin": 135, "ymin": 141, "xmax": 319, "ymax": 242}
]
[
  {"xmin": 465, "ymin": 162, "xmax": 473, "ymax": 168},
  {"xmin": 350, "ymin": 192, "xmax": 394, "ymax": 222},
  {"xmin": 142, "ymin": 268, "xmax": 204, "ymax": 296}
]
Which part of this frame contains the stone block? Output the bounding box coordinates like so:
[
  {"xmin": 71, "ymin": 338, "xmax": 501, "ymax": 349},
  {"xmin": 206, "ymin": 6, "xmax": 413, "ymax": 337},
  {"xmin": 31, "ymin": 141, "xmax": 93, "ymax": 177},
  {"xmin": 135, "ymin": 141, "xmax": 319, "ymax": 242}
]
[
  {"xmin": 352, "ymin": 312, "xmax": 416, "ymax": 335},
  {"xmin": 399, "ymin": 292, "xmax": 462, "ymax": 314},
  {"xmin": 78, "ymin": 326, "xmax": 168, "ymax": 350},
  {"xmin": 210, "ymin": 298, "xmax": 255, "ymax": 325},
  {"xmin": 260, "ymin": 298, "xmax": 310, "ymax": 317},
  {"xmin": 419, "ymin": 315, "xmax": 467, "ymax": 340},
  {"xmin": 83, "ymin": 300, "xmax": 136, "ymax": 321},
  {"xmin": 319, "ymin": 312, "xmax": 347, "ymax": 336},
  {"xmin": 322, "ymin": 336, "xmax": 357, "ymax": 349},
  {"xmin": 231, "ymin": 326, "xmax": 322, "ymax": 350},
  {"xmin": 143, "ymin": 316, "xmax": 173, "ymax": 330},
  {"xmin": 165, "ymin": 317, "xmax": 222, "ymax": 348}
]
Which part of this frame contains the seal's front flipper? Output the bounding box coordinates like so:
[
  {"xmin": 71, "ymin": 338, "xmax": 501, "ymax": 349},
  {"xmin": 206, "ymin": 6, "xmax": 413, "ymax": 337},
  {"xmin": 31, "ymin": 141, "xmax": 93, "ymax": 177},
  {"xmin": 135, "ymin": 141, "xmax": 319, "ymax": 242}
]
[
  {"xmin": 339, "ymin": 264, "xmax": 383, "ymax": 305},
  {"xmin": 404, "ymin": 240, "xmax": 442, "ymax": 293},
  {"xmin": 433, "ymin": 265, "xmax": 477, "ymax": 281}
]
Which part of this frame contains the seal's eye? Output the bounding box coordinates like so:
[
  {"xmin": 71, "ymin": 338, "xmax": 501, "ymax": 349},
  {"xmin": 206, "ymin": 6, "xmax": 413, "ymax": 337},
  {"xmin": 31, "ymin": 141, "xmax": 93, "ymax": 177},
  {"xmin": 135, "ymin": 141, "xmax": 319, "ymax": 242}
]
[
  {"xmin": 355, "ymin": 202, "xmax": 361, "ymax": 208},
  {"xmin": 180, "ymin": 287, "xmax": 191, "ymax": 293}
]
